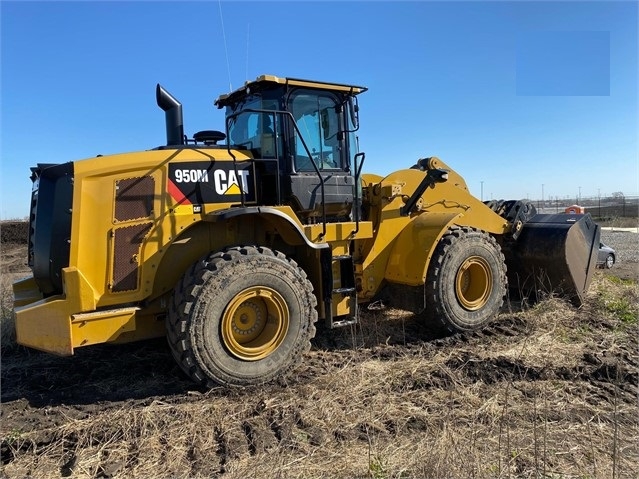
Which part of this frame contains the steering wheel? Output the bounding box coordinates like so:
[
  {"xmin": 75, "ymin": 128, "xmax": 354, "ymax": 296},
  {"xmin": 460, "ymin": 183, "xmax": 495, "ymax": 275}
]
[
  {"xmin": 312, "ymin": 151, "xmax": 332, "ymax": 161},
  {"xmin": 312, "ymin": 151, "xmax": 337, "ymax": 168}
]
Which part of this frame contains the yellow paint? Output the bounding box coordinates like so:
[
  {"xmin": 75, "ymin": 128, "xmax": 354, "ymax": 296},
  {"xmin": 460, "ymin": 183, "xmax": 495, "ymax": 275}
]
[
  {"xmin": 361, "ymin": 173, "xmax": 383, "ymax": 186},
  {"xmin": 356, "ymin": 158, "xmax": 509, "ymax": 299},
  {"xmin": 225, "ymin": 182, "xmax": 242, "ymax": 195},
  {"xmin": 221, "ymin": 287, "xmax": 290, "ymax": 361},
  {"xmin": 384, "ymin": 212, "xmax": 461, "ymax": 285},
  {"xmin": 71, "ymin": 307, "xmax": 139, "ymax": 348},
  {"xmin": 332, "ymin": 294, "xmax": 353, "ymax": 317},
  {"xmin": 303, "ymin": 221, "xmax": 374, "ymax": 243},
  {"xmin": 108, "ymin": 312, "xmax": 166, "ymax": 345},
  {"xmin": 455, "ymin": 256, "xmax": 492, "ymax": 310},
  {"xmin": 12, "ymin": 277, "xmax": 43, "ymax": 307},
  {"xmin": 216, "ymin": 75, "xmax": 367, "ymax": 106},
  {"xmin": 15, "ymin": 267, "xmax": 97, "ymax": 355}
]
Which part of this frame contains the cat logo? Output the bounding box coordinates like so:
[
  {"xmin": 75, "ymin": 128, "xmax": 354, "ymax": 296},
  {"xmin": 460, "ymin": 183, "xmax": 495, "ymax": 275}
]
[{"xmin": 213, "ymin": 169, "xmax": 250, "ymax": 195}]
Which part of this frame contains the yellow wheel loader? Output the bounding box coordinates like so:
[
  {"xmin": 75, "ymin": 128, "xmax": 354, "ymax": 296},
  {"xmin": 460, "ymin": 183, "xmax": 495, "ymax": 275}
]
[{"xmin": 13, "ymin": 75, "xmax": 600, "ymax": 387}]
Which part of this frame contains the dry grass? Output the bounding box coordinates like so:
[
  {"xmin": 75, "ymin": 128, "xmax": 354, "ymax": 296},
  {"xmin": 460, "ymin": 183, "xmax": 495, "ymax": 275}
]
[
  {"xmin": 3, "ymin": 351, "xmax": 637, "ymax": 478},
  {"xmin": 1, "ymin": 272, "xmax": 23, "ymax": 349},
  {"xmin": 597, "ymin": 216, "xmax": 639, "ymax": 228},
  {"xmin": 2, "ymin": 246, "xmax": 638, "ymax": 478}
]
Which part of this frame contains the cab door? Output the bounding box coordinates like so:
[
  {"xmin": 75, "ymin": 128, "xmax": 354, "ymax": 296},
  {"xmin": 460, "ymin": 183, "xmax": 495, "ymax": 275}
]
[{"xmin": 285, "ymin": 90, "xmax": 354, "ymax": 221}]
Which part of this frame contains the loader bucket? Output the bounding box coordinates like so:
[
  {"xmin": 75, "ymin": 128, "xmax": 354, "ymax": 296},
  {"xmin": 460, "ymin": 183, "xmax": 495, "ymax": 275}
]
[{"xmin": 502, "ymin": 213, "xmax": 600, "ymax": 306}]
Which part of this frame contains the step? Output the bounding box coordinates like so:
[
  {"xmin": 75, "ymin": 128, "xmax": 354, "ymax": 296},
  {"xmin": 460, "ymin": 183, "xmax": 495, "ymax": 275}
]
[
  {"xmin": 332, "ymin": 287, "xmax": 356, "ymax": 295},
  {"xmin": 331, "ymin": 317, "xmax": 358, "ymax": 328}
]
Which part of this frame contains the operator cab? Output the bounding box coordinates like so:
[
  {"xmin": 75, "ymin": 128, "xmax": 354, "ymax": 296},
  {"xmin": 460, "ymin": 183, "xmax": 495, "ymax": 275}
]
[{"xmin": 215, "ymin": 75, "xmax": 366, "ymax": 223}]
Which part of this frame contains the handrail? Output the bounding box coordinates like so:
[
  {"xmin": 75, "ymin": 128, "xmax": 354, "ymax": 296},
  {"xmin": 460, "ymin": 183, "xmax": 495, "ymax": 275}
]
[
  {"xmin": 224, "ymin": 108, "xmax": 328, "ymax": 238},
  {"xmin": 225, "ymin": 109, "xmax": 282, "ymax": 207},
  {"xmin": 352, "ymin": 152, "xmax": 366, "ymax": 235}
]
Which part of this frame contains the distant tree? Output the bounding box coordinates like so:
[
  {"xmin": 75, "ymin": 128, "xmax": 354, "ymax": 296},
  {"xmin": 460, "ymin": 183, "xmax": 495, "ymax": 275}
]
[{"xmin": 611, "ymin": 191, "xmax": 625, "ymax": 199}]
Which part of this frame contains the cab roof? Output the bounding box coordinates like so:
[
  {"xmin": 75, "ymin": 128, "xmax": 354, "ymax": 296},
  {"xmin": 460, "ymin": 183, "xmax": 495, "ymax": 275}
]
[{"xmin": 215, "ymin": 74, "xmax": 368, "ymax": 108}]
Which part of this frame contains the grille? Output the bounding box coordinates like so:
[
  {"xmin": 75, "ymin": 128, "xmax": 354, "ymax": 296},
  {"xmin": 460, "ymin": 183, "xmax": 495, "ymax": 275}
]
[
  {"xmin": 112, "ymin": 223, "xmax": 153, "ymax": 292},
  {"xmin": 114, "ymin": 176, "xmax": 154, "ymax": 222}
]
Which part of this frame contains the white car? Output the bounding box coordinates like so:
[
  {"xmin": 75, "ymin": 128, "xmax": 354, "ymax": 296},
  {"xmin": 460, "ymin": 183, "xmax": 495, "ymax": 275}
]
[{"xmin": 597, "ymin": 242, "xmax": 616, "ymax": 269}]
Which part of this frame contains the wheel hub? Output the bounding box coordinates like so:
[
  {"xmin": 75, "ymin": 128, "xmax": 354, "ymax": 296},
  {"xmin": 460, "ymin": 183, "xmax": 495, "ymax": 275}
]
[
  {"xmin": 221, "ymin": 286, "xmax": 289, "ymax": 361},
  {"xmin": 231, "ymin": 303, "xmax": 263, "ymax": 336},
  {"xmin": 455, "ymin": 256, "xmax": 493, "ymax": 311}
]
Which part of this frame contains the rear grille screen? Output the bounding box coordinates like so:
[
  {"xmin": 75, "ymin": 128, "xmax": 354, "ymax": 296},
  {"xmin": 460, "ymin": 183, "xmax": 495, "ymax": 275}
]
[
  {"xmin": 112, "ymin": 223, "xmax": 153, "ymax": 292},
  {"xmin": 114, "ymin": 176, "xmax": 154, "ymax": 222}
]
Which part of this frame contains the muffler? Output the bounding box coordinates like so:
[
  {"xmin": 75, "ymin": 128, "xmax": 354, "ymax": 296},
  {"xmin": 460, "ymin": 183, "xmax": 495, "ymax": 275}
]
[{"xmin": 502, "ymin": 213, "xmax": 600, "ymax": 306}]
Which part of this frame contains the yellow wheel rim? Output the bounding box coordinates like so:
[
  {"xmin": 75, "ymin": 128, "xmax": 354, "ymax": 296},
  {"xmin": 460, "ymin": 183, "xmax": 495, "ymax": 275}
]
[
  {"xmin": 221, "ymin": 287, "xmax": 289, "ymax": 361},
  {"xmin": 455, "ymin": 256, "xmax": 492, "ymax": 311}
]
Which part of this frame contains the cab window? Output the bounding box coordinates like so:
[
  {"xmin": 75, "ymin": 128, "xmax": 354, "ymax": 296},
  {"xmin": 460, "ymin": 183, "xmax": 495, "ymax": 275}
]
[
  {"xmin": 227, "ymin": 98, "xmax": 279, "ymax": 159},
  {"xmin": 288, "ymin": 91, "xmax": 341, "ymax": 172}
]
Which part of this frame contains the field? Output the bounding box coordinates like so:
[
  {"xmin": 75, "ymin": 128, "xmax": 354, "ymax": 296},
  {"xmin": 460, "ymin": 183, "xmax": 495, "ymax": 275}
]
[{"xmin": 1, "ymin": 221, "xmax": 637, "ymax": 478}]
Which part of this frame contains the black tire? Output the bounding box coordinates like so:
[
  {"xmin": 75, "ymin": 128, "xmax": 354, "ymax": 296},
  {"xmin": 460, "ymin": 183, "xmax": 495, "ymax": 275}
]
[
  {"xmin": 166, "ymin": 246, "xmax": 317, "ymax": 388},
  {"xmin": 604, "ymin": 254, "xmax": 614, "ymax": 269},
  {"xmin": 425, "ymin": 227, "xmax": 507, "ymax": 333}
]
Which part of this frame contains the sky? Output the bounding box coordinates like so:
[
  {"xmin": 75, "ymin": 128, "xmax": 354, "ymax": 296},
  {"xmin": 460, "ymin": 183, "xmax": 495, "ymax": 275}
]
[{"xmin": 1, "ymin": 0, "xmax": 637, "ymax": 219}]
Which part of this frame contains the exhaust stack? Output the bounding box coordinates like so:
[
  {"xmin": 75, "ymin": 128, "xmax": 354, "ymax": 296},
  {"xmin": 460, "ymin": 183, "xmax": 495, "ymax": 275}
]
[{"xmin": 156, "ymin": 84, "xmax": 184, "ymax": 146}]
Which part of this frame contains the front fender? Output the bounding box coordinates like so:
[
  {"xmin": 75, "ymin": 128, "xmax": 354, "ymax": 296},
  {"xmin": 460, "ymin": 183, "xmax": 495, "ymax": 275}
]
[{"xmin": 384, "ymin": 212, "xmax": 462, "ymax": 286}]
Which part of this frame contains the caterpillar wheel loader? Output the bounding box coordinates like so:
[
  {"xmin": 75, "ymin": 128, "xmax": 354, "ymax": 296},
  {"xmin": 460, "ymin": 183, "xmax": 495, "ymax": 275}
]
[{"xmin": 13, "ymin": 75, "xmax": 600, "ymax": 387}]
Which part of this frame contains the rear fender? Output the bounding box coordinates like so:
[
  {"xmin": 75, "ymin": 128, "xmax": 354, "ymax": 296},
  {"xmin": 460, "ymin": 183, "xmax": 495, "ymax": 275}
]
[
  {"xmin": 205, "ymin": 206, "xmax": 328, "ymax": 250},
  {"xmin": 150, "ymin": 206, "xmax": 328, "ymax": 300}
]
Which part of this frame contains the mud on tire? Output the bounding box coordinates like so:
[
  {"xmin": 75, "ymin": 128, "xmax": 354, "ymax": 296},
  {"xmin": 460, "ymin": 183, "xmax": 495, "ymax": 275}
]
[
  {"xmin": 425, "ymin": 227, "xmax": 507, "ymax": 333},
  {"xmin": 166, "ymin": 246, "xmax": 317, "ymax": 388}
]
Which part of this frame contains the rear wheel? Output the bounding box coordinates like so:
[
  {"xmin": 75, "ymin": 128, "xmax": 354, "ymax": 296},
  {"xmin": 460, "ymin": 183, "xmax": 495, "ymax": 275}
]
[
  {"xmin": 425, "ymin": 227, "xmax": 507, "ymax": 333},
  {"xmin": 167, "ymin": 246, "xmax": 317, "ymax": 387}
]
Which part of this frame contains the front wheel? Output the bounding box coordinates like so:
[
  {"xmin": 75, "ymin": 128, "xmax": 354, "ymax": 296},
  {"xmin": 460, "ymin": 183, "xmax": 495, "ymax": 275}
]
[
  {"xmin": 166, "ymin": 246, "xmax": 317, "ymax": 388},
  {"xmin": 425, "ymin": 227, "xmax": 507, "ymax": 333}
]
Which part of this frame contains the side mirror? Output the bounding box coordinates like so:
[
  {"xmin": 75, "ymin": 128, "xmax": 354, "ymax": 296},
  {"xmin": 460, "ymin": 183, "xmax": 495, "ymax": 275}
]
[{"xmin": 348, "ymin": 97, "xmax": 360, "ymax": 130}]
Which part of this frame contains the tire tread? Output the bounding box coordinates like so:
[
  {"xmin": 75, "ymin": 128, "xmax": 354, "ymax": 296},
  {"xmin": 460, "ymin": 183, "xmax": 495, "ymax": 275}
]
[{"xmin": 167, "ymin": 245, "xmax": 317, "ymax": 388}]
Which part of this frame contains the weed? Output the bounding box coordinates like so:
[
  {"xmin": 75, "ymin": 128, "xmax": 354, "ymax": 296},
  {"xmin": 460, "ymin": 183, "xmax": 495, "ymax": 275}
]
[
  {"xmin": 369, "ymin": 455, "xmax": 387, "ymax": 479},
  {"xmin": 556, "ymin": 323, "xmax": 593, "ymax": 344},
  {"xmin": 4, "ymin": 428, "xmax": 23, "ymax": 444},
  {"xmin": 605, "ymin": 275, "xmax": 636, "ymax": 286},
  {"xmin": 597, "ymin": 291, "xmax": 638, "ymax": 324},
  {"xmin": 595, "ymin": 277, "xmax": 639, "ymax": 325},
  {"xmin": 607, "ymin": 297, "xmax": 637, "ymax": 323}
]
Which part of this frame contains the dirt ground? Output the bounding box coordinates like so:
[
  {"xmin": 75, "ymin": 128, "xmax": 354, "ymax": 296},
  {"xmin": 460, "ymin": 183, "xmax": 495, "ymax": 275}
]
[{"xmin": 1, "ymin": 221, "xmax": 638, "ymax": 478}]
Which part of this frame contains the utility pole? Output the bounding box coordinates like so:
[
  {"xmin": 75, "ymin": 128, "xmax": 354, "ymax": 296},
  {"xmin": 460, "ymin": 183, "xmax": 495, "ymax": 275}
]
[
  {"xmin": 598, "ymin": 188, "xmax": 601, "ymax": 218},
  {"xmin": 480, "ymin": 181, "xmax": 484, "ymax": 202}
]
